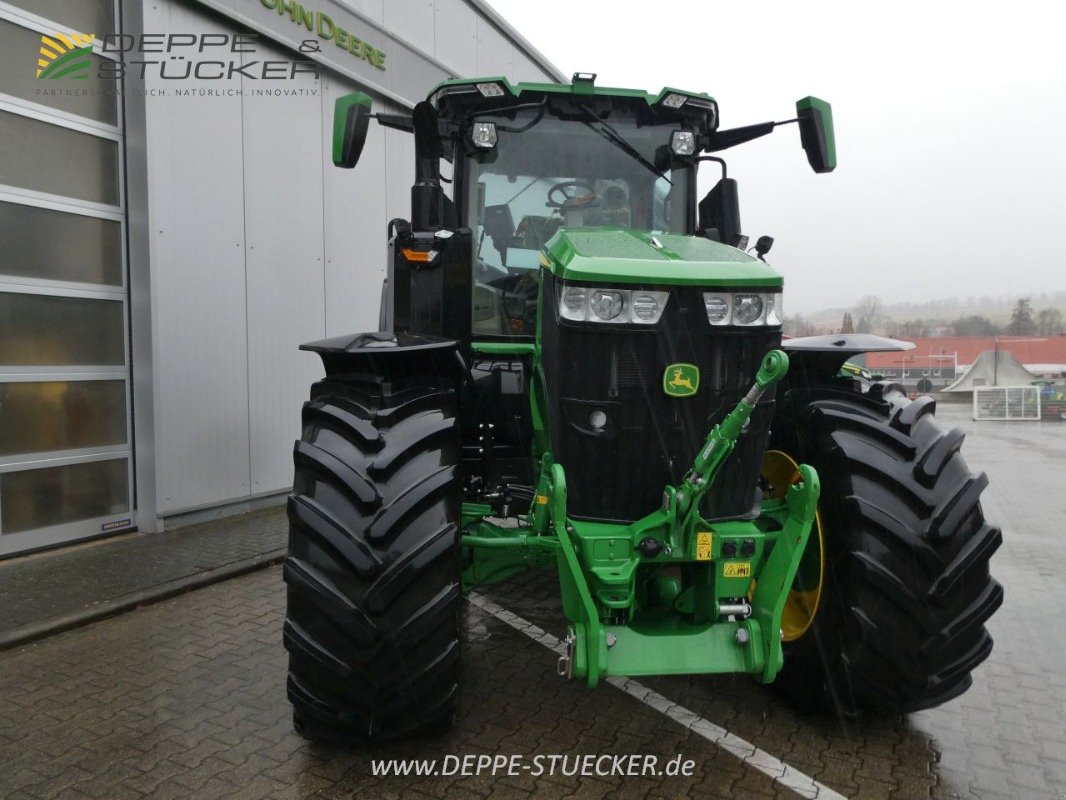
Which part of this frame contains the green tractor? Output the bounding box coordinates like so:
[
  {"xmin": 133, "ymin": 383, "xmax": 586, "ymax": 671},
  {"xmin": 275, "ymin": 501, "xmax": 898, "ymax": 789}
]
[{"xmin": 283, "ymin": 74, "xmax": 1002, "ymax": 742}]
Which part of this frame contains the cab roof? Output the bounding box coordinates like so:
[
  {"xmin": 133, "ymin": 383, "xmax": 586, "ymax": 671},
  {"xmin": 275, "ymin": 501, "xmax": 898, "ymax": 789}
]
[{"xmin": 427, "ymin": 76, "xmax": 716, "ymax": 110}]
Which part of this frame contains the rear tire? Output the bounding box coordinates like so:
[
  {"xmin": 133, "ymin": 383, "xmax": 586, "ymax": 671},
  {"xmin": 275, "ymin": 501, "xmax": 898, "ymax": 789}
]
[
  {"xmin": 283, "ymin": 374, "xmax": 461, "ymax": 744},
  {"xmin": 772, "ymin": 381, "xmax": 1003, "ymax": 717}
]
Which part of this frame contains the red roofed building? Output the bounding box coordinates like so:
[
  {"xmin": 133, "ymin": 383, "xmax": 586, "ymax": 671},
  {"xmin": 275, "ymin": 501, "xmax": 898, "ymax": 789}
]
[{"xmin": 861, "ymin": 335, "xmax": 1066, "ymax": 385}]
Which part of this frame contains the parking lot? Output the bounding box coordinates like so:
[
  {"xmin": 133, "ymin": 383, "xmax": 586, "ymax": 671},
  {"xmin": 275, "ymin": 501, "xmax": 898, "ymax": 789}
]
[{"xmin": 1, "ymin": 404, "xmax": 1064, "ymax": 799}]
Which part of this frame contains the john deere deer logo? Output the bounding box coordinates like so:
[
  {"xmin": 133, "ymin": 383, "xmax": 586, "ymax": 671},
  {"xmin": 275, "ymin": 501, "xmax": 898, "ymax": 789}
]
[
  {"xmin": 36, "ymin": 33, "xmax": 95, "ymax": 80},
  {"xmin": 663, "ymin": 363, "xmax": 699, "ymax": 397}
]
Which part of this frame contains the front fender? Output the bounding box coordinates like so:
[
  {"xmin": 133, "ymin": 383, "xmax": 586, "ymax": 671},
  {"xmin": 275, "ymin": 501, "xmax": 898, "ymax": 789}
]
[
  {"xmin": 301, "ymin": 331, "xmax": 458, "ymax": 383},
  {"xmin": 782, "ymin": 333, "xmax": 915, "ymax": 384}
]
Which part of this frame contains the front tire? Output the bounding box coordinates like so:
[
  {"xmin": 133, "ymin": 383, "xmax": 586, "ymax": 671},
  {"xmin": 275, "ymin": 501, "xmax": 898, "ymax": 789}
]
[
  {"xmin": 772, "ymin": 381, "xmax": 1003, "ymax": 716},
  {"xmin": 283, "ymin": 374, "xmax": 461, "ymax": 744}
]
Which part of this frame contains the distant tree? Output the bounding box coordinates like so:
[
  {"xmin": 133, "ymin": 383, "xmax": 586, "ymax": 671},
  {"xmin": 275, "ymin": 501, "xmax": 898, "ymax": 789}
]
[
  {"xmin": 924, "ymin": 318, "xmax": 953, "ymax": 336},
  {"xmin": 782, "ymin": 314, "xmax": 817, "ymax": 337},
  {"xmin": 889, "ymin": 319, "xmax": 931, "ymax": 338},
  {"xmin": 854, "ymin": 295, "xmax": 883, "ymax": 333},
  {"xmin": 952, "ymin": 314, "xmax": 998, "ymax": 336},
  {"xmin": 1007, "ymin": 298, "xmax": 1036, "ymax": 335},
  {"xmin": 1036, "ymin": 308, "xmax": 1063, "ymax": 336},
  {"xmin": 840, "ymin": 312, "xmax": 854, "ymax": 334}
]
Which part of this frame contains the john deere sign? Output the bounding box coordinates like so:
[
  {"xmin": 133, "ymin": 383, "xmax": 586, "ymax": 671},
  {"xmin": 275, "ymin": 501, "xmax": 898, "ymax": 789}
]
[
  {"xmin": 163, "ymin": 0, "xmax": 455, "ymax": 107},
  {"xmin": 258, "ymin": 0, "xmax": 386, "ymax": 71}
]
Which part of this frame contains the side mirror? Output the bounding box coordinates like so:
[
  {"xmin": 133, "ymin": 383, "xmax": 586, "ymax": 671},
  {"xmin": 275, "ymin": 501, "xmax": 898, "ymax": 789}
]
[
  {"xmin": 333, "ymin": 92, "xmax": 372, "ymax": 168},
  {"xmin": 698, "ymin": 177, "xmax": 742, "ymax": 247},
  {"xmin": 796, "ymin": 96, "xmax": 836, "ymax": 174}
]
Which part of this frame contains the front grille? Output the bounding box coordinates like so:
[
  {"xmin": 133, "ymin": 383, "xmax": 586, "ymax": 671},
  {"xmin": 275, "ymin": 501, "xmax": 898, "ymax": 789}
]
[{"xmin": 541, "ymin": 274, "xmax": 781, "ymax": 522}]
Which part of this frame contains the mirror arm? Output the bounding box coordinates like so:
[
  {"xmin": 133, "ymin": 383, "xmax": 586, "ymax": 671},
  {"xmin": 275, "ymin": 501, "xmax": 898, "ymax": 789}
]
[
  {"xmin": 695, "ymin": 155, "xmax": 727, "ymax": 179},
  {"xmin": 701, "ymin": 117, "xmax": 801, "ymax": 153},
  {"xmin": 702, "ymin": 121, "xmax": 775, "ymax": 152},
  {"xmin": 374, "ymin": 113, "xmax": 414, "ymax": 133},
  {"xmin": 374, "ymin": 115, "xmax": 457, "ymax": 138}
]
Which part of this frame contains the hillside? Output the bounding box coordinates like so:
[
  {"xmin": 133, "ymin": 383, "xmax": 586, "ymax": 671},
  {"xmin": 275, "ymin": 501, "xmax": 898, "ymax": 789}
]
[{"xmin": 792, "ymin": 290, "xmax": 1066, "ymax": 336}]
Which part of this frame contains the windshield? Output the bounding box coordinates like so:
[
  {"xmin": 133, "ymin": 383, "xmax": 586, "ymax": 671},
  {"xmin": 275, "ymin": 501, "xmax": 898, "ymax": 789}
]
[{"xmin": 465, "ymin": 106, "xmax": 691, "ymax": 336}]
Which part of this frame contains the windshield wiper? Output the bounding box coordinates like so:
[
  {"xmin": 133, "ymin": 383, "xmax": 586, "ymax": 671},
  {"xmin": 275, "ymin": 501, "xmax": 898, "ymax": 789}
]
[{"xmin": 577, "ymin": 102, "xmax": 669, "ymax": 183}]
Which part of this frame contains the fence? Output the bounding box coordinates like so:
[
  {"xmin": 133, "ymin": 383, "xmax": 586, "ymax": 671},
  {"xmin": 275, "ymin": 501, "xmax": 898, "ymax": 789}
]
[{"xmin": 972, "ymin": 386, "xmax": 1041, "ymax": 421}]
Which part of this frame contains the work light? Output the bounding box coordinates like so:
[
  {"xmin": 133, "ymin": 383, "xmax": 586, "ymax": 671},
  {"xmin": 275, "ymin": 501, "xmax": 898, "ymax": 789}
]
[
  {"xmin": 671, "ymin": 131, "xmax": 696, "ymax": 156},
  {"xmin": 471, "ymin": 122, "xmax": 497, "ymax": 149},
  {"xmin": 428, "ymin": 83, "xmax": 478, "ymax": 105},
  {"xmin": 658, "ymin": 93, "xmax": 718, "ymax": 126}
]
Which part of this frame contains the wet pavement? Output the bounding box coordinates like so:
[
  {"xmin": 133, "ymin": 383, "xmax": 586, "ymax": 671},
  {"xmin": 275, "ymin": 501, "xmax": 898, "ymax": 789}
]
[
  {"xmin": 1, "ymin": 403, "xmax": 1064, "ymax": 799},
  {"xmin": 0, "ymin": 506, "xmax": 286, "ymax": 645}
]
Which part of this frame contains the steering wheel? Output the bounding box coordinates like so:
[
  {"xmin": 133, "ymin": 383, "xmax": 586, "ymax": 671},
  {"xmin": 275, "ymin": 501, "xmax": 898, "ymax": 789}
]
[{"xmin": 547, "ymin": 180, "xmax": 599, "ymax": 209}]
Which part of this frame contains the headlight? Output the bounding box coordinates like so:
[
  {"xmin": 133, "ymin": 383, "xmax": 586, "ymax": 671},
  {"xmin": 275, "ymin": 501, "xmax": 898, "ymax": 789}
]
[
  {"xmin": 590, "ymin": 290, "xmax": 624, "ymax": 321},
  {"xmin": 704, "ymin": 293, "xmax": 730, "ymax": 325},
  {"xmin": 702, "ymin": 292, "xmax": 783, "ymax": 326},
  {"xmin": 558, "ymin": 284, "xmax": 669, "ymax": 324},
  {"xmin": 732, "ymin": 294, "xmax": 764, "ymax": 325}
]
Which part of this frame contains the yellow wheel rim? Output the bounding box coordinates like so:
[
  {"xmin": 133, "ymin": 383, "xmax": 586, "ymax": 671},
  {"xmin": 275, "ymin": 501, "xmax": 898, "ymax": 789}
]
[{"xmin": 761, "ymin": 449, "xmax": 825, "ymax": 642}]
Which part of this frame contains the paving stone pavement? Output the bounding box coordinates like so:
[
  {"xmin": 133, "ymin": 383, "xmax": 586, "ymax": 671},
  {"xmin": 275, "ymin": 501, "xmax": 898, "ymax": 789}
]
[
  {"xmin": 0, "ymin": 567, "xmax": 793, "ymax": 800},
  {"xmin": 0, "ymin": 405, "xmax": 1062, "ymax": 800},
  {"xmin": 0, "ymin": 506, "xmax": 287, "ymax": 637}
]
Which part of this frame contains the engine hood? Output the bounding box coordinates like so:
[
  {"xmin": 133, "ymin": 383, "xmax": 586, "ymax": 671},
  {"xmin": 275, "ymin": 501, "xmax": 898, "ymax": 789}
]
[{"xmin": 541, "ymin": 227, "xmax": 783, "ymax": 288}]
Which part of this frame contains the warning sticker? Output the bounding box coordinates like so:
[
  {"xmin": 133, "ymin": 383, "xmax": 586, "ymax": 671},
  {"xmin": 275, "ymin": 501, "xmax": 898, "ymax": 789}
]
[
  {"xmin": 723, "ymin": 562, "xmax": 752, "ymax": 578},
  {"xmin": 695, "ymin": 531, "xmax": 713, "ymax": 561}
]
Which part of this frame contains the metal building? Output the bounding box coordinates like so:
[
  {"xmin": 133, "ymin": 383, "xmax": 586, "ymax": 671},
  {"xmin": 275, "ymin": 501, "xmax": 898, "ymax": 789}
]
[{"xmin": 0, "ymin": 0, "xmax": 561, "ymax": 556}]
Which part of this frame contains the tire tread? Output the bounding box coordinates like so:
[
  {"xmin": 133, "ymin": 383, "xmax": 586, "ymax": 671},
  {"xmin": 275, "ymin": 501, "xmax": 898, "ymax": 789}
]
[
  {"xmin": 284, "ymin": 376, "xmax": 460, "ymax": 744},
  {"xmin": 775, "ymin": 381, "xmax": 1002, "ymax": 716}
]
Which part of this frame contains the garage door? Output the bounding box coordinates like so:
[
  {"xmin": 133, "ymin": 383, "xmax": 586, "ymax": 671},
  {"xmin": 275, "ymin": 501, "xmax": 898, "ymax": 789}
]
[{"xmin": 0, "ymin": 0, "xmax": 133, "ymax": 556}]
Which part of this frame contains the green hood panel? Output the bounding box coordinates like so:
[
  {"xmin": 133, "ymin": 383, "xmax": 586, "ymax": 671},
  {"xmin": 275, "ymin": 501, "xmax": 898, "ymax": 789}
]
[{"xmin": 542, "ymin": 228, "xmax": 783, "ymax": 288}]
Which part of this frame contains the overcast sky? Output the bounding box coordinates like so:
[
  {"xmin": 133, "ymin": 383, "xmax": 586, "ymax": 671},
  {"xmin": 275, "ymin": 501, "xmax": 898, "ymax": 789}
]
[{"xmin": 488, "ymin": 0, "xmax": 1065, "ymax": 313}]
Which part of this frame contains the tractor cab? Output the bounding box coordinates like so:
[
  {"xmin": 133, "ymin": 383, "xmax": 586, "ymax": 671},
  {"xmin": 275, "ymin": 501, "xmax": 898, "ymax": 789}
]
[{"xmin": 333, "ymin": 74, "xmax": 834, "ymax": 342}]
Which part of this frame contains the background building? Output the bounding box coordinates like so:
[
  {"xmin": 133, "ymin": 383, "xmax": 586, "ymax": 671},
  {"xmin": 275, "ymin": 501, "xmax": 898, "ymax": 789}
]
[
  {"xmin": 0, "ymin": 0, "xmax": 561, "ymax": 556},
  {"xmin": 862, "ymin": 335, "xmax": 1066, "ymax": 388}
]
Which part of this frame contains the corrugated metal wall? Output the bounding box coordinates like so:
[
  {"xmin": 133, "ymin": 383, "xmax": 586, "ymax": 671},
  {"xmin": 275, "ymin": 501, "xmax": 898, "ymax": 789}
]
[{"xmin": 140, "ymin": 0, "xmax": 556, "ymax": 519}]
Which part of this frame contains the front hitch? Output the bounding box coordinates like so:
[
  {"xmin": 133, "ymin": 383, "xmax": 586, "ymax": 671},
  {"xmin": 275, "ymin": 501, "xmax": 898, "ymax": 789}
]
[
  {"xmin": 469, "ymin": 348, "xmax": 818, "ymax": 686},
  {"xmin": 676, "ymin": 349, "xmax": 790, "ymax": 526}
]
